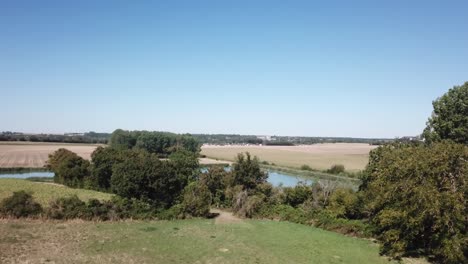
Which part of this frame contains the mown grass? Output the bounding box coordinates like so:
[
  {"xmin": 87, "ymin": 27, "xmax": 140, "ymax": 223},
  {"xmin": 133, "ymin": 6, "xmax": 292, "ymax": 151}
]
[
  {"xmin": 201, "ymin": 146, "xmax": 371, "ymax": 172},
  {"xmin": 0, "ymin": 219, "xmax": 394, "ymax": 264},
  {"xmin": 0, "ymin": 179, "xmax": 112, "ymax": 206}
]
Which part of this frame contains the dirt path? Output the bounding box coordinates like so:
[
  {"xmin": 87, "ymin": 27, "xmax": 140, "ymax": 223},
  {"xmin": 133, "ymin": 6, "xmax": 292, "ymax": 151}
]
[{"xmin": 210, "ymin": 209, "xmax": 242, "ymax": 224}]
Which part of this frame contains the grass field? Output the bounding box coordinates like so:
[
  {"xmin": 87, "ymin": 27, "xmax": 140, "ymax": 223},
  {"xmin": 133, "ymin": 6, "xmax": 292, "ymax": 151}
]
[
  {"xmin": 0, "ymin": 142, "xmax": 100, "ymax": 168},
  {"xmin": 0, "ymin": 179, "xmax": 112, "ymax": 206},
  {"xmin": 0, "ymin": 218, "xmax": 394, "ymax": 264},
  {"xmin": 202, "ymin": 143, "xmax": 376, "ymax": 172}
]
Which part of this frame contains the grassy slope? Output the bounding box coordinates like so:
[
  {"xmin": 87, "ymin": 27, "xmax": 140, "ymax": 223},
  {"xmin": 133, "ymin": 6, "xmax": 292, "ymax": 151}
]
[
  {"xmin": 201, "ymin": 147, "xmax": 370, "ymax": 172},
  {"xmin": 0, "ymin": 219, "xmax": 393, "ymax": 264},
  {"xmin": 0, "ymin": 179, "xmax": 112, "ymax": 206}
]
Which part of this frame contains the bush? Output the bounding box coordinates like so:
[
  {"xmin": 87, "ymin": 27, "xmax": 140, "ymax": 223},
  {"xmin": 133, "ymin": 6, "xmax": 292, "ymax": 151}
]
[
  {"xmin": 283, "ymin": 184, "xmax": 313, "ymax": 208},
  {"xmin": 300, "ymin": 164, "xmax": 312, "ymax": 171},
  {"xmin": 157, "ymin": 204, "xmax": 184, "ymax": 220},
  {"xmin": 232, "ymin": 190, "xmax": 266, "ymax": 218},
  {"xmin": 199, "ymin": 166, "xmax": 227, "ymax": 207},
  {"xmin": 314, "ymin": 211, "xmax": 370, "ymax": 237},
  {"xmin": 182, "ymin": 182, "xmax": 212, "ymax": 217},
  {"xmin": 0, "ymin": 191, "xmax": 42, "ymax": 218},
  {"xmin": 107, "ymin": 196, "xmax": 156, "ymax": 220},
  {"xmin": 326, "ymin": 188, "xmax": 361, "ymax": 219},
  {"xmin": 326, "ymin": 164, "xmax": 345, "ymax": 174},
  {"xmin": 46, "ymin": 196, "xmax": 87, "ymax": 219},
  {"xmin": 231, "ymin": 152, "xmax": 267, "ymax": 190},
  {"xmin": 257, "ymin": 204, "xmax": 310, "ymax": 224}
]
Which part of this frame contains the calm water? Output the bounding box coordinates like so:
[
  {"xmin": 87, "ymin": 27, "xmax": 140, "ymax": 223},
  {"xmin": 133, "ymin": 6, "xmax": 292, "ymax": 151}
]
[
  {"xmin": 0, "ymin": 170, "xmax": 312, "ymax": 187},
  {"xmin": 267, "ymin": 171, "xmax": 313, "ymax": 187},
  {"xmin": 0, "ymin": 171, "xmax": 54, "ymax": 179},
  {"xmin": 200, "ymin": 167, "xmax": 312, "ymax": 187}
]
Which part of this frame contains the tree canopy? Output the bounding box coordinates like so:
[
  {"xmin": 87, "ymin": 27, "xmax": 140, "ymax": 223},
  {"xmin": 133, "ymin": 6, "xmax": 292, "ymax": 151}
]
[{"xmin": 423, "ymin": 82, "xmax": 468, "ymax": 144}]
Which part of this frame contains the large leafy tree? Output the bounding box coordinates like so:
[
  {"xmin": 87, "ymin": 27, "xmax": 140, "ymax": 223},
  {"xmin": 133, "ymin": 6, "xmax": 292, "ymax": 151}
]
[
  {"xmin": 361, "ymin": 142, "xmax": 467, "ymax": 263},
  {"xmin": 46, "ymin": 148, "xmax": 90, "ymax": 188},
  {"xmin": 423, "ymin": 82, "xmax": 468, "ymax": 144}
]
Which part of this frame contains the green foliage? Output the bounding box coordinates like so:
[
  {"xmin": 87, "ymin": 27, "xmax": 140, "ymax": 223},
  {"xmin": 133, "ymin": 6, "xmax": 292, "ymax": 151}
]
[
  {"xmin": 46, "ymin": 195, "xmax": 87, "ymax": 219},
  {"xmin": 0, "ymin": 191, "xmax": 42, "ymax": 218},
  {"xmin": 283, "ymin": 184, "xmax": 313, "ymax": 208},
  {"xmin": 423, "ymin": 82, "xmax": 468, "ymax": 144},
  {"xmin": 45, "ymin": 195, "xmax": 157, "ymax": 220},
  {"xmin": 110, "ymin": 151, "xmax": 187, "ymax": 208},
  {"xmin": 256, "ymin": 204, "xmax": 310, "ymax": 224},
  {"xmin": 109, "ymin": 129, "xmax": 200, "ymax": 157},
  {"xmin": 157, "ymin": 204, "xmax": 184, "ymax": 220},
  {"xmin": 326, "ymin": 188, "xmax": 361, "ymax": 219},
  {"xmin": 326, "ymin": 164, "xmax": 345, "ymax": 174},
  {"xmin": 182, "ymin": 182, "xmax": 212, "ymax": 217},
  {"xmin": 300, "ymin": 164, "xmax": 312, "ymax": 171},
  {"xmin": 46, "ymin": 148, "xmax": 90, "ymax": 188},
  {"xmin": 168, "ymin": 149, "xmax": 199, "ymax": 182},
  {"xmin": 231, "ymin": 152, "xmax": 268, "ymax": 190},
  {"xmin": 361, "ymin": 141, "xmax": 468, "ymax": 262},
  {"xmin": 199, "ymin": 166, "xmax": 228, "ymax": 207},
  {"xmin": 89, "ymin": 146, "xmax": 127, "ymax": 191}
]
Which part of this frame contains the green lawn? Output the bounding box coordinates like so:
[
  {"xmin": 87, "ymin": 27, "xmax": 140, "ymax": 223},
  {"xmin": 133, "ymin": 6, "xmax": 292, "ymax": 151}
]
[
  {"xmin": 0, "ymin": 219, "xmax": 393, "ymax": 264},
  {"xmin": 0, "ymin": 179, "xmax": 112, "ymax": 206}
]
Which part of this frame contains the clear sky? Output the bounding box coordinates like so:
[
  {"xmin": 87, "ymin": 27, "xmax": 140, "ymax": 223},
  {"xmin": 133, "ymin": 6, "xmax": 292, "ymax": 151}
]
[{"xmin": 1, "ymin": 1, "xmax": 467, "ymax": 138}]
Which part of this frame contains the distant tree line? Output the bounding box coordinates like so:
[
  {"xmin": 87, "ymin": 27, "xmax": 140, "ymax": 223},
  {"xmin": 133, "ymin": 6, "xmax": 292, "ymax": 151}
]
[
  {"xmin": 109, "ymin": 129, "xmax": 200, "ymax": 157},
  {"xmin": 193, "ymin": 134, "xmax": 394, "ymax": 145},
  {"xmin": 0, "ymin": 131, "xmax": 110, "ymax": 144}
]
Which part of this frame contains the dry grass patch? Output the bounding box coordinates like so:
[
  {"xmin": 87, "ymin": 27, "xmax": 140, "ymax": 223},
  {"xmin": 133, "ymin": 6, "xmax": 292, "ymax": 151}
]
[{"xmin": 202, "ymin": 143, "xmax": 376, "ymax": 172}]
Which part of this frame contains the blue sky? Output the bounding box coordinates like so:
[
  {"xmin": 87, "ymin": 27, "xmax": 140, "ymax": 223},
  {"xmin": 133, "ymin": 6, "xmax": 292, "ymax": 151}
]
[{"xmin": 1, "ymin": 1, "xmax": 467, "ymax": 138}]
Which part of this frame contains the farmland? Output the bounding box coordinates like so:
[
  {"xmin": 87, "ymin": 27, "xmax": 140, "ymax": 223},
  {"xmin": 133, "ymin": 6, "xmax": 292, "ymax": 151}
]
[
  {"xmin": 0, "ymin": 142, "xmax": 99, "ymax": 168},
  {"xmin": 0, "ymin": 218, "xmax": 395, "ymax": 264},
  {"xmin": 202, "ymin": 143, "xmax": 377, "ymax": 172}
]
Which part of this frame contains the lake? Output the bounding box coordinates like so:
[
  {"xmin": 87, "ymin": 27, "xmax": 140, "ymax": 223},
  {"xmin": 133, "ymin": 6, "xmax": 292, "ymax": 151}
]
[
  {"xmin": 0, "ymin": 171, "xmax": 55, "ymax": 179},
  {"xmin": 0, "ymin": 170, "xmax": 312, "ymax": 187}
]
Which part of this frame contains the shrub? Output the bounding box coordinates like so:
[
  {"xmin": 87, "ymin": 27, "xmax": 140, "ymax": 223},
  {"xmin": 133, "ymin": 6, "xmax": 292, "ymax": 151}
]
[
  {"xmin": 257, "ymin": 204, "xmax": 310, "ymax": 224},
  {"xmin": 326, "ymin": 164, "xmax": 345, "ymax": 174},
  {"xmin": 182, "ymin": 182, "xmax": 212, "ymax": 217},
  {"xmin": 231, "ymin": 152, "xmax": 267, "ymax": 190},
  {"xmin": 199, "ymin": 166, "xmax": 227, "ymax": 207},
  {"xmin": 46, "ymin": 196, "xmax": 87, "ymax": 219},
  {"xmin": 300, "ymin": 164, "xmax": 312, "ymax": 171},
  {"xmin": 157, "ymin": 204, "xmax": 184, "ymax": 220},
  {"xmin": 107, "ymin": 196, "xmax": 156, "ymax": 220},
  {"xmin": 283, "ymin": 184, "xmax": 313, "ymax": 208},
  {"xmin": 326, "ymin": 188, "xmax": 361, "ymax": 219},
  {"xmin": 233, "ymin": 191, "xmax": 266, "ymax": 218},
  {"xmin": 314, "ymin": 211, "xmax": 370, "ymax": 237},
  {"xmin": 0, "ymin": 191, "xmax": 42, "ymax": 218}
]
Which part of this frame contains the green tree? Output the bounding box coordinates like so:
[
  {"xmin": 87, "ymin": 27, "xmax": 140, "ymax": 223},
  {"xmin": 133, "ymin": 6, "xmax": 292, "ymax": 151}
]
[
  {"xmin": 109, "ymin": 129, "xmax": 137, "ymax": 150},
  {"xmin": 231, "ymin": 152, "xmax": 268, "ymax": 190},
  {"xmin": 360, "ymin": 142, "xmax": 467, "ymax": 262},
  {"xmin": 89, "ymin": 147, "xmax": 130, "ymax": 191},
  {"xmin": 110, "ymin": 151, "xmax": 188, "ymax": 208},
  {"xmin": 422, "ymin": 82, "xmax": 468, "ymax": 144},
  {"xmin": 47, "ymin": 148, "xmax": 90, "ymax": 187}
]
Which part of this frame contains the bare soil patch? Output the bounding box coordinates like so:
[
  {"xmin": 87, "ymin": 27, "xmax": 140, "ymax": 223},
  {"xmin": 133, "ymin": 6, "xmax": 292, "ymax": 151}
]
[
  {"xmin": 210, "ymin": 209, "xmax": 242, "ymax": 224},
  {"xmin": 0, "ymin": 142, "xmax": 100, "ymax": 168}
]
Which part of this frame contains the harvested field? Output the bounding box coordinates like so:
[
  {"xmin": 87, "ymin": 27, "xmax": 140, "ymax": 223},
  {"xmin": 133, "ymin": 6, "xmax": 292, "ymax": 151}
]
[
  {"xmin": 202, "ymin": 143, "xmax": 377, "ymax": 172},
  {"xmin": 0, "ymin": 142, "xmax": 100, "ymax": 168}
]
